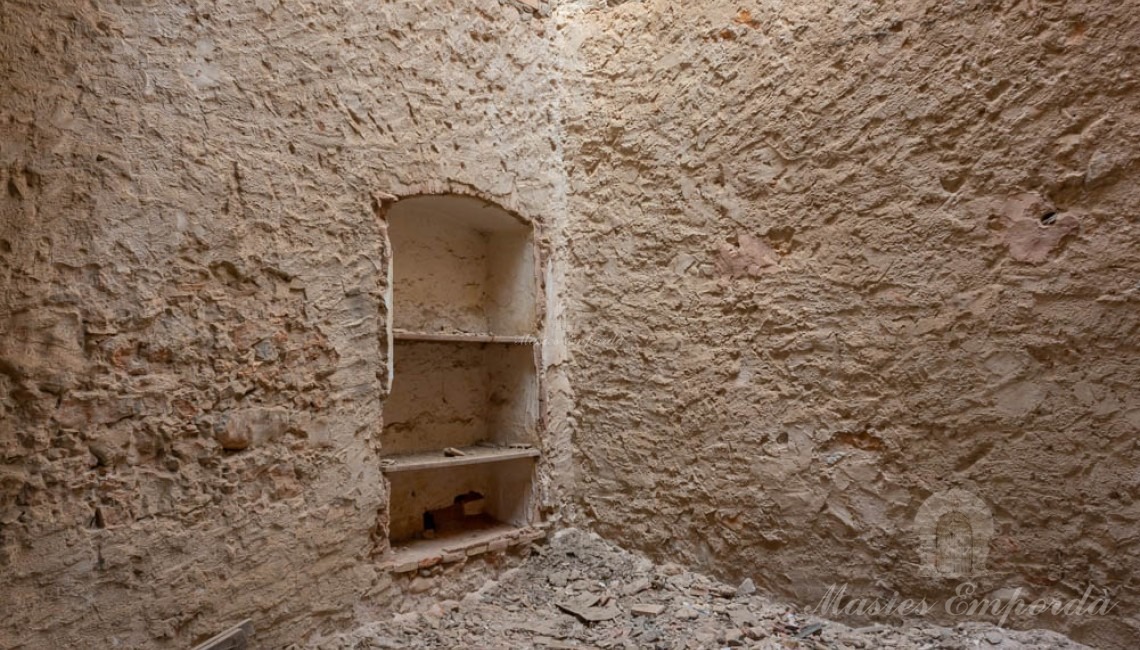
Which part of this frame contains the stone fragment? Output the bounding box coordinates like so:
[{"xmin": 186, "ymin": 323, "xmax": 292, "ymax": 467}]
[
  {"xmin": 253, "ymin": 339, "xmax": 277, "ymax": 361},
  {"xmin": 713, "ymin": 583, "xmax": 737, "ymax": 598},
  {"xmin": 727, "ymin": 607, "xmax": 757, "ymax": 627},
  {"xmin": 694, "ymin": 629, "xmax": 719, "ymax": 646},
  {"xmin": 1086, "ymin": 150, "xmax": 1124, "ymax": 185},
  {"xmin": 392, "ymin": 560, "xmax": 418, "ymax": 574},
  {"xmin": 630, "ymin": 603, "xmax": 665, "ymax": 616},
  {"xmin": 795, "ymin": 622, "xmax": 825, "ymax": 639},
  {"xmin": 722, "ymin": 628, "xmax": 744, "ymax": 646},
  {"xmin": 373, "ymin": 191, "xmax": 399, "ymax": 203},
  {"xmin": 639, "ymin": 628, "xmax": 661, "ymax": 643},
  {"xmin": 735, "ymin": 578, "xmax": 756, "ymax": 597},
  {"xmin": 535, "ymin": 640, "xmax": 580, "ymax": 650},
  {"xmin": 675, "ymin": 605, "xmax": 699, "ymax": 620},
  {"xmin": 622, "ymin": 577, "xmax": 650, "ymax": 596},
  {"xmin": 745, "ymin": 626, "xmax": 768, "ymax": 640},
  {"xmin": 216, "ymin": 425, "xmax": 250, "ymax": 451},
  {"xmin": 555, "ymin": 594, "xmax": 620, "ymax": 623},
  {"xmin": 214, "ymin": 407, "xmax": 291, "ymax": 451},
  {"xmin": 88, "ymin": 442, "xmax": 114, "ymax": 467}
]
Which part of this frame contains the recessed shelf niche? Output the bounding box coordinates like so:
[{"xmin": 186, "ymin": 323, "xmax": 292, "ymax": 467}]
[
  {"xmin": 381, "ymin": 340, "xmax": 539, "ymax": 456},
  {"xmin": 389, "ymin": 194, "xmax": 537, "ymax": 337},
  {"xmin": 382, "ymin": 195, "xmax": 542, "ymax": 558}
]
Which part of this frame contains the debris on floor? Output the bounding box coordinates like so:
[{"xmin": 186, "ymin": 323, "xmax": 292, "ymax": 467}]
[{"xmin": 316, "ymin": 529, "xmax": 1088, "ymax": 650}]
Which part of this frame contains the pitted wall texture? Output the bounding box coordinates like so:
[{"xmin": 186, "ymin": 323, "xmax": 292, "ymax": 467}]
[
  {"xmin": 2, "ymin": 0, "xmax": 1139, "ymax": 647},
  {"xmin": 0, "ymin": 0, "xmax": 565, "ymax": 647},
  {"xmin": 559, "ymin": 1, "xmax": 1139, "ymax": 647}
]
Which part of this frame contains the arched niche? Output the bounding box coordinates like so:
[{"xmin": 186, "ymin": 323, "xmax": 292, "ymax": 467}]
[
  {"xmin": 380, "ymin": 194, "xmax": 543, "ymax": 558},
  {"xmin": 387, "ymin": 194, "xmax": 537, "ymax": 337}
]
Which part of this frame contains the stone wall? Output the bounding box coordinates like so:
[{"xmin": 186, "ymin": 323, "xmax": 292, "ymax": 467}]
[
  {"xmin": 3, "ymin": 0, "xmax": 1138, "ymax": 646},
  {"xmin": 558, "ymin": 1, "xmax": 1139, "ymax": 647},
  {"xmin": 0, "ymin": 0, "xmax": 565, "ymax": 647}
]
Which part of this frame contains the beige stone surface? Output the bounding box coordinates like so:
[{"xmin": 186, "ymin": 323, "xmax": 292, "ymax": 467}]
[
  {"xmin": 0, "ymin": 0, "xmax": 565, "ymax": 647},
  {"xmin": 557, "ymin": 1, "xmax": 1140, "ymax": 648},
  {"xmin": 2, "ymin": 0, "xmax": 1138, "ymax": 647}
]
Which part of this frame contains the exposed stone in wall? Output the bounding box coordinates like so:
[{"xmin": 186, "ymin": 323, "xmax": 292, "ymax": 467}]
[
  {"xmin": 0, "ymin": 0, "xmax": 566, "ymax": 647},
  {"xmin": 2, "ymin": 0, "xmax": 1136, "ymax": 646},
  {"xmin": 558, "ymin": 1, "xmax": 1139, "ymax": 647}
]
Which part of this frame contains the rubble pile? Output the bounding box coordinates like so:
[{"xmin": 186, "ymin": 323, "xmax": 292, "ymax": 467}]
[{"xmin": 317, "ymin": 530, "xmax": 1086, "ymax": 649}]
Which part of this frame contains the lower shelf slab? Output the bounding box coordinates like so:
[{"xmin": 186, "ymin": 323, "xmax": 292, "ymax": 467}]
[{"xmin": 383, "ymin": 521, "xmax": 547, "ymax": 573}]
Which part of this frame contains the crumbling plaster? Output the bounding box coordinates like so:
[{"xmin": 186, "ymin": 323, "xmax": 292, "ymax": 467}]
[
  {"xmin": 0, "ymin": 0, "xmax": 569, "ymax": 647},
  {"xmin": 1, "ymin": 0, "xmax": 1138, "ymax": 647},
  {"xmin": 558, "ymin": 1, "xmax": 1140, "ymax": 648}
]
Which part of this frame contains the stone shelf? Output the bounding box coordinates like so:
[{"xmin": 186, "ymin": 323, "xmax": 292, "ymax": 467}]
[
  {"xmin": 383, "ymin": 520, "xmax": 548, "ymax": 573},
  {"xmin": 381, "ymin": 445, "xmax": 540, "ymax": 473},
  {"xmin": 393, "ymin": 329, "xmax": 537, "ymax": 344}
]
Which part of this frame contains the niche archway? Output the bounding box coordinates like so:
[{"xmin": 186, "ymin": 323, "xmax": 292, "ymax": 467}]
[{"xmin": 380, "ymin": 195, "xmax": 543, "ymax": 563}]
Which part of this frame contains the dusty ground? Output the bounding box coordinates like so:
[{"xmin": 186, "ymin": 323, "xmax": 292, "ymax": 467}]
[{"xmin": 316, "ymin": 530, "xmax": 1086, "ymax": 650}]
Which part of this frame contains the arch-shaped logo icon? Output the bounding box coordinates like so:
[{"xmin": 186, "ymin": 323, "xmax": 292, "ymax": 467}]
[{"xmin": 914, "ymin": 488, "xmax": 994, "ymax": 578}]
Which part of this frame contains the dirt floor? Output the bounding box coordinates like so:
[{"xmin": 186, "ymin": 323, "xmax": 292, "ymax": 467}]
[{"xmin": 316, "ymin": 530, "xmax": 1087, "ymax": 650}]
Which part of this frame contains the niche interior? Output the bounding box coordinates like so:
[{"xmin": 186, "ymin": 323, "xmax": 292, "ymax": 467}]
[{"xmin": 382, "ymin": 195, "xmax": 542, "ymax": 561}]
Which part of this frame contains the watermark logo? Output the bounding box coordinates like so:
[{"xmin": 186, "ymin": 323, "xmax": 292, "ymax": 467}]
[
  {"xmin": 914, "ymin": 488, "xmax": 994, "ymax": 578},
  {"xmin": 814, "ymin": 582, "xmax": 1118, "ymax": 627},
  {"xmin": 810, "ymin": 486, "xmax": 1119, "ymax": 626}
]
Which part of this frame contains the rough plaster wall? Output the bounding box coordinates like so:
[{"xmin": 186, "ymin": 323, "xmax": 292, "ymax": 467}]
[
  {"xmin": 383, "ymin": 342, "xmax": 491, "ymax": 454},
  {"xmin": 486, "ymin": 344, "xmax": 542, "ymax": 445},
  {"xmin": 386, "ymin": 459, "xmax": 535, "ymax": 542},
  {"xmin": 5, "ymin": 0, "xmax": 1134, "ymax": 645},
  {"xmin": 486, "ymin": 232, "xmax": 540, "ymax": 336},
  {"xmin": 559, "ymin": 0, "xmax": 1139, "ymax": 647},
  {"xmin": 391, "ymin": 216, "xmax": 491, "ymax": 333},
  {"xmin": 0, "ymin": 0, "xmax": 566, "ymax": 647},
  {"xmin": 382, "ymin": 342, "xmax": 538, "ymax": 454},
  {"xmin": 389, "ymin": 196, "xmax": 538, "ymax": 336}
]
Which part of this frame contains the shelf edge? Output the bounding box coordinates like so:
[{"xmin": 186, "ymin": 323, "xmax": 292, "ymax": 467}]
[
  {"xmin": 381, "ymin": 447, "xmax": 540, "ymax": 473},
  {"xmin": 392, "ymin": 329, "xmax": 539, "ymax": 344}
]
